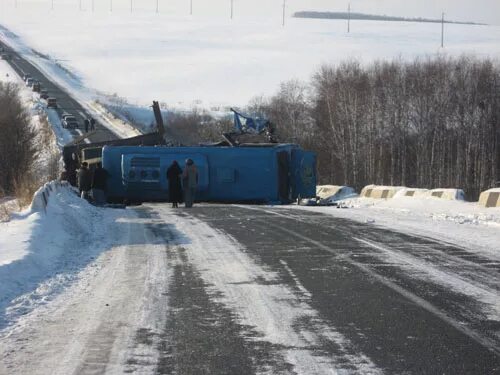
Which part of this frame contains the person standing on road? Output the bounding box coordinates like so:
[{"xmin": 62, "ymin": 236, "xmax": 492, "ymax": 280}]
[
  {"xmin": 90, "ymin": 117, "xmax": 96, "ymax": 131},
  {"xmin": 77, "ymin": 162, "xmax": 92, "ymax": 201},
  {"xmin": 166, "ymin": 160, "xmax": 182, "ymax": 208},
  {"xmin": 182, "ymin": 158, "xmax": 198, "ymax": 208},
  {"xmin": 84, "ymin": 118, "xmax": 89, "ymax": 133},
  {"xmin": 91, "ymin": 163, "xmax": 109, "ymax": 206}
]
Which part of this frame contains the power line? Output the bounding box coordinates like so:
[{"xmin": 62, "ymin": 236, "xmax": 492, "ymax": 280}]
[
  {"xmin": 348, "ymin": 2, "xmax": 351, "ymax": 33},
  {"xmin": 441, "ymin": 12, "xmax": 445, "ymax": 48},
  {"xmin": 282, "ymin": 0, "xmax": 286, "ymax": 27}
]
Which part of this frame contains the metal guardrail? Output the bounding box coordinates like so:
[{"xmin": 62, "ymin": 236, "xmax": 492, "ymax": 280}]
[{"xmin": 29, "ymin": 180, "xmax": 73, "ymax": 213}]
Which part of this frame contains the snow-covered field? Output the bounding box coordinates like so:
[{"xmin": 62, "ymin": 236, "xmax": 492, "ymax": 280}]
[{"xmin": 1, "ymin": 1, "xmax": 500, "ymax": 112}]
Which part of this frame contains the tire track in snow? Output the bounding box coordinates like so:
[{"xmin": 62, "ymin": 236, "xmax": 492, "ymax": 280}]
[
  {"xmin": 151, "ymin": 205, "xmax": 381, "ymax": 374},
  {"xmin": 242, "ymin": 205, "xmax": 500, "ymax": 358}
]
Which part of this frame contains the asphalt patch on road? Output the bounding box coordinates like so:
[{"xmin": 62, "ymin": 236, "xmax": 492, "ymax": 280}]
[{"xmin": 155, "ymin": 241, "xmax": 293, "ymax": 374}]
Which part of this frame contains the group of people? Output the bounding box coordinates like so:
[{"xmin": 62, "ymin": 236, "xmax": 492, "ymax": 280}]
[
  {"xmin": 166, "ymin": 158, "xmax": 198, "ymax": 208},
  {"xmin": 84, "ymin": 117, "xmax": 96, "ymax": 133},
  {"xmin": 72, "ymin": 158, "xmax": 197, "ymax": 208},
  {"xmin": 76, "ymin": 162, "xmax": 109, "ymax": 205}
]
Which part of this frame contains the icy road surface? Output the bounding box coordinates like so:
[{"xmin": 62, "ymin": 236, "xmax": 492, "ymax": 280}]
[{"xmin": 1, "ymin": 203, "xmax": 500, "ymax": 374}]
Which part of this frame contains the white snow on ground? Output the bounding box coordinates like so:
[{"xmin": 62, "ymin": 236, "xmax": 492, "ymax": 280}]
[
  {"xmin": 290, "ymin": 196, "xmax": 500, "ymax": 260},
  {"xmin": 153, "ymin": 205, "xmax": 380, "ymax": 374},
  {"xmin": 0, "ymin": 59, "xmax": 18, "ymax": 83},
  {"xmin": 0, "ymin": 195, "xmax": 382, "ymax": 374},
  {"xmin": 1, "ymin": 3, "xmax": 500, "ymax": 113},
  {"xmin": 0, "ymin": 187, "xmax": 170, "ymax": 375},
  {"xmin": 0, "ymin": 191, "xmax": 497, "ymax": 373},
  {"xmin": 0, "ymin": 186, "xmax": 128, "ymax": 326}
]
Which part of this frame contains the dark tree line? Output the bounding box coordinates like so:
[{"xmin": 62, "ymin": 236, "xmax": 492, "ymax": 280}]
[
  {"xmin": 0, "ymin": 82, "xmax": 36, "ymax": 196},
  {"xmin": 248, "ymin": 56, "xmax": 500, "ymax": 200}
]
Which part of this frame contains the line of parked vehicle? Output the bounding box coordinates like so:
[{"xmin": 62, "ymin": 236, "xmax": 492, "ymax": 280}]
[
  {"xmin": 21, "ymin": 73, "xmax": 81, "ymax": 129},
  {"xmin": 22, "ymin": 72, "xmax": 58, "ymax": 107}
]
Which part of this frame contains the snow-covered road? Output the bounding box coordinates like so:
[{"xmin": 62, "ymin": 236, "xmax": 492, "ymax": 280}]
[
  {"xmin": 1, "ymin": 194, "xmax": 499, "ymax": 374},
  {"xmin": 0, "ymin": 207, "xmax": 170, "ymax": 374}
]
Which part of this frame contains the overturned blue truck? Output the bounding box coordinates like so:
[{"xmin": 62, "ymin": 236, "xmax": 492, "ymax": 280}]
[
  {"xmin": 65, "ymin": 104, "xmax": 317, "ymax": 204},
  {"xmin": 102, "ymin": 143, "xmax": 316, "ymax": 204}
]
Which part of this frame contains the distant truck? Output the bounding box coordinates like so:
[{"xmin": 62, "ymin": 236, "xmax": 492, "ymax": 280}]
[{"xmin": 81, "ymin": 147, "xmax": 103, "ymax": 170}]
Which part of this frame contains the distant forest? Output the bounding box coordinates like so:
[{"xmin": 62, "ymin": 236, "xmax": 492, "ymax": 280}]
[
  {"xmin": 293, "ymin": 11, "xmax": 484, "ymax": 26},
  {"xmin": 246, "ymin": 56, "xmax": 499, "ymax": 200}
]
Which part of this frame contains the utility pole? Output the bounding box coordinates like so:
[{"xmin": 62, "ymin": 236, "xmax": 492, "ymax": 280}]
[
  {"xmin": 156, "ymin": 0, "xmax": 158, "ymax": 13},
  {"xmin": 230, "ymin": 0, "xmax": 233, "ymax": 20},
  {"xmin": 348, "ymin": 2, "xmax": 351, "ymax": 33},
  {"xmin": 51, "ymin": 0, "xmax": 53, "ymax": 10},
  {"xmin": 282, "ymin": 0, "xmax": 286, "ymax": 27},
  {"xmin": 190, "ymin": 0, "xmax": 192, "ymax": 15},
  {"xmin": 441, "ymin": 12, "xmax": 445, "ymax": 48}
]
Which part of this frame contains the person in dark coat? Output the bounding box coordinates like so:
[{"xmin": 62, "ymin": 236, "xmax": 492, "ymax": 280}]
[
  {"xmin": 90, "ymin": 117, "xmax": 96, "ymax": 131},
  {"xmin": 91, "ymin": 163, "xmax": 109, "ymax": 205},
  {"xmin": 166, "ymin": 160, "xmax": 182, "ymax": 208},
  {"xmin": 77, "ymin": 162, "xmax": 92, "ymax": 201},
  {"xmin": 84, "ymin": 118, "xmax": 90, "ymax": 133}
]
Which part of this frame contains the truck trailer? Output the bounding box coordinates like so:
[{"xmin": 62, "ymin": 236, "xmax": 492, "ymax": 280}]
[{"xmin": 102, "ymin": 144, "xmax": 316, "ymax": 204}]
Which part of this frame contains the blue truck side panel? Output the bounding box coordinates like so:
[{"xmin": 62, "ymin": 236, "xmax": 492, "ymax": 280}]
[{"xmin": 102, "ymin": 144, "xmax": 316, "ymax": 203}]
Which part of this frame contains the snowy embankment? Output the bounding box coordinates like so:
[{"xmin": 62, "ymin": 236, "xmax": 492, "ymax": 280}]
[
  {"xmin": 0, "ymin": 28, "xmax": 141, "ymax": 138},
  {"xmin": 0, "ymin": 183, "xmax": 133, "ymax": 329},
  {"xmin": 291, "ymin": 196, "xmax": 500, "ymax": 260},
  {"xmin": 0, "ymin": 190, "xmax": 170, "ymax": 375}
]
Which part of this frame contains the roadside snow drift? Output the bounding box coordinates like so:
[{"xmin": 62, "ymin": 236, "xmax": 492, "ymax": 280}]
[{"xmin": 0, "ymin": 185, "xmax": 133, "ymax": 329}]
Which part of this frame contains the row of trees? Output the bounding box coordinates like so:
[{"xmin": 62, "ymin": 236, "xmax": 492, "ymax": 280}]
[
  {"xmin": 0, "ymin": 82, "xmax": 59, "ymax": 204},
  {"xmin": 248, "ymin": 55, "xmax": 499, "ymax": 200},
  {"xmin": 0, "ymin": 82, "xmax": 36, "ymax": 197}
]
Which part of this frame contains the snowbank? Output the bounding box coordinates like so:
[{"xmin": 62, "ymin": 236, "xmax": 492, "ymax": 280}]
[
  {"xmin": 0, "ymin": 184, "xmax": 134, "ymax": 328},
  {"xmin": 479, "ymin": 188, "xmax": 500, "ymax": 208},
  {"xmin": 291, "ymin": 194, "xmax": 500, "ymax": 260},
  {"xmin": 316, "ymin": 185, "xmax": 357, "ymax": 203},
  {"xmin": 29, "ymin": 180, "xmax": 74, "ymax": 213}
]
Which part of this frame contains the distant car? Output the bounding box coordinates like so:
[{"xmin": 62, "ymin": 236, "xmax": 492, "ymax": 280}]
[
  {"xmin": 25, "ymin": 78, "xmax": 34, "ymax": 87},
  {"xmin": 0, "ymin": 53, "xmax": 11, "ymax": 60},
  {"xmin": 47, "ymin": 97, "xmax": 57, "ymax": 108},
  {"xmin": 23, "ymin": 73, "xmax": 32, "ymax": 81},
  {"xmin": 61, "ymin": 112, "xmax": 74, "ymax": 122},
  {"xmin": 62, "ymin": 116, "xmax": 79, "ymax": 129},
  {"xmin": 40, "ymin": 89, "xmax": 49, "ymax": 99}
]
